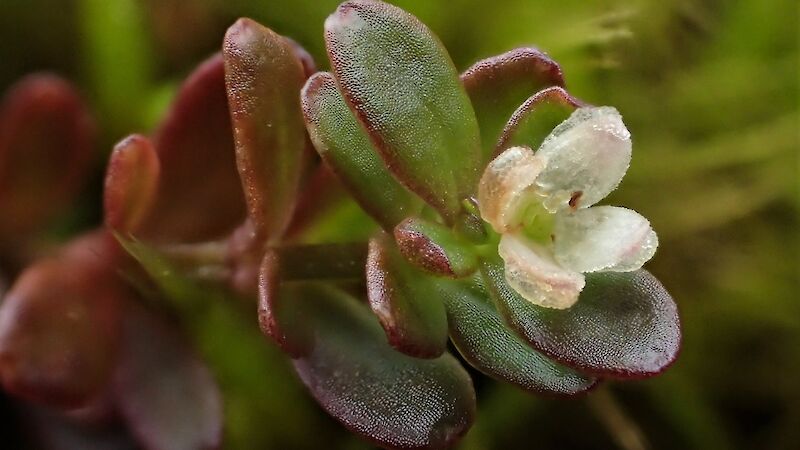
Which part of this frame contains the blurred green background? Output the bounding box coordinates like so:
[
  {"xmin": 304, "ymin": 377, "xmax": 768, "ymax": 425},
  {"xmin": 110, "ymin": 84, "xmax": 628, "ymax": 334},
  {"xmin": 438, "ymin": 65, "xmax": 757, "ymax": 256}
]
[{"xmin": 1, "ymin": 0, "xmax": 797, "ymax": 449}]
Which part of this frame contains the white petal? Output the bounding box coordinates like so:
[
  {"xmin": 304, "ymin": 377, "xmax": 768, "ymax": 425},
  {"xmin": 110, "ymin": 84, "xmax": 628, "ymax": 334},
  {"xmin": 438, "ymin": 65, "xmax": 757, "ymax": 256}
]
[
  {"xmin": 498, "ymin": 233, "xmax": 585, "ymax": 309},
  {"xmin": 553, "ymin": 206, "xmax": 658, "ymax": 273},
  {"xmin": 534, "ymin": 106, "xmax": 632, "ymax": 212},
  {"xmin": 477, "ymin": 146, "xmax": 546, "ymax": 233}
]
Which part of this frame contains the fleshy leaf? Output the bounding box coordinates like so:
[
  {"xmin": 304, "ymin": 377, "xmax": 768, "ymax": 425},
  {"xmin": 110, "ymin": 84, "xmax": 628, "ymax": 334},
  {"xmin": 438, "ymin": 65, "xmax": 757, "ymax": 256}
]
[
  {"xmin": 302, "ymin": 72, "xmax": 422, "ymax": 230},
  {"xmin": 325, "ymin": 0, "xmax": 481, "ymax": 221},
  {"xmin": 113, "ymin": 303, "xmax": 222, "ymax": 450},
  {"xmin": 224, "ymin": 18, "xmax": 311, "ymax": 241},
  {"xmin": 292, "ymin": 284, "xmax": 475, "ymax": 450},
  {"xmin": 461, "ymin": 48, "xmax": 564, "ymax": 160},
  {"xmin": 393, "ymin": 217, "xmax": 478, "ymax": 277},
  {"xmin": 103, "ymin": 134, "xmax": 160, "ymax": 233},
  {"xmin": 483, "ymin": 258, "xmax": 681, "ymax": 378},
  {"xmin": 366, "ymin": 235, "xmax": 449, "ymax": 358},
  {"xmin": 0, "ymin": 74, "xmax": 93, "ymax": 238},
  {"xmin": 438, "ymin": 277, "xmax": 597, "ymax": 395},
  {"xmin": 496, "ymin": 86, "xmax": 583, "ymax": 156},
  {"xmin": 0, "ymin": 233, "xmax": 124, "ymax": 409},
  {"xmin": 138, "ymin": 53, "xmax": 246, "ymax": 243},
  {"xmin": 257, "ymin": 250, "xmax": 314, "ymax": 357},
  {"xmin": 553, "ymin": 206, "xmax": 658, "ymax": 273}
]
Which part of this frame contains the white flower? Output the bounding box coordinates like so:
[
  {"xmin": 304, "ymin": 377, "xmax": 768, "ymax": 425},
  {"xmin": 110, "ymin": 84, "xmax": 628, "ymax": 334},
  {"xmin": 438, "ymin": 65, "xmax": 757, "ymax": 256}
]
[{"xmin": 478, "ymin": 106, "xmax": 658, "ymax": 309}]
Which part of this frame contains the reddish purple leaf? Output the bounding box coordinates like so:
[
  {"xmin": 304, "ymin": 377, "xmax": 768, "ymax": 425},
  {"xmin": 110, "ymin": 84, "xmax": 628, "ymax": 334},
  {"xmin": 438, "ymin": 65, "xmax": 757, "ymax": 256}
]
[
  {"xmin": 292, "ymin": 284, "xmax": 475, "ymax": 450},
  {"xmin": 138, "ymin": 53, "xmax": 246, "ymax": 243},
  {"xmin": 0, "ymin": 233, "xmax": 125, "ymax": 409},
  {"xmin": 224, "ymin": 18, "xmax": 311, "ymax": 242},
  {"xmin": 103, "ymin": 134, "xmax": 160, "ymax": 234},
  {"xmin": 366, "ymin": 234, "xmax": 449, "ymax": 358},
  {"xmin": 112, "ymin": 303, "xmax": 222, "ymax": 450},
  {"xmin": 496, "ymin": 86, "xmax": 584, "ymax": 155},
  {"xmin": 394, "ymin": 217, "xmax": 478, "ymax": 278},
  {"xmin": 482, "ymin": 259, "xmax": 681, "ymax": 378},
  {"xmin": 461, "ymin": 48, "xmax": 564, "ymax": 158},
  {"xmin": 0, "ymin": 74, "xmax": 93, "ymax": 238}
]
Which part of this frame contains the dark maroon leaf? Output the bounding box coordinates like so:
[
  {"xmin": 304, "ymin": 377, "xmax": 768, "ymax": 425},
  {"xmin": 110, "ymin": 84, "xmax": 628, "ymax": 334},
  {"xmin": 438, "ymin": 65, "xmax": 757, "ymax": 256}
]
[
  {"xmin": 366, "ymin": 234, "xmax": 449, "ymax": 358},
  {"xmin": 438, "ymin": 277, "xmax": 597, "ymax": 395},
  {"xmin": 103, "ymin": 134, "xmax": 160, "ymax": 234},
  {"xmin": 135, "ymin": 53, "xmax": 246, "ymax": 243},
  {"xmin": 0, "ymin": 74, "xmax": 93, "ymax": 239},
  {"xmin": 394, "ymin": 217, "xmax": 478, "ymax": 278},
  {"xmin": 292, "ymin": 284, "xmax": 475, "ymax": 450},
  {"xmin": 113, "ymin": 304, "xmax": 222, "ymax": 450},
  {"xmin": 0, "ymin": 233, "xmax": 125, "ymax": 409},
  {"xmin": 496, "ymin": 86, "xmax": 584, "ymax": 155},
  {"xmin": 224, "ymin": 18, "xmax": 311, "ymax": 242},
  {"xmin": 461, "ymin": 48, "xmax": 564, "ymax": 159},
  {"xmin": 482, "ymin": 258, "xmax": 681, "ymax": 378}
]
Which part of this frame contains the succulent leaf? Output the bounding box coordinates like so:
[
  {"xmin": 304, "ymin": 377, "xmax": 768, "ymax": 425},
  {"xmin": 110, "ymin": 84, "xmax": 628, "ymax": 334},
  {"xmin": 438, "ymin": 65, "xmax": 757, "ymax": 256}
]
[
  {"xmin": 292, "ymin": 284, "xmax": 476, "ymax": 450},
  {"xmin": 366, "ymin": 234, "xmax": 449, "ymax": 358},
  {"xmin": 393, "ymin": 217, "xmax": 478, "ymax": 277},
  {"xmin": 302, "ymin": 72, "xmax": 422, "ymax": 230},
  {"xmin": 482, "ymin": 258, "xmax": 681, "ymax": 378},
  {"xmin": 461, "ymin": 47, "xmax": 564, "ymax": 160},
  {"xmin": 224, "ymin": 18, "xmax": 311, "ymax": 242},
  {"xmin": 325, "ymin": 0, "xmax": 482, "ymax": 221},
  {"xmin": 103, "ymin": 134, "xmax": 160, "ymax": 234}
]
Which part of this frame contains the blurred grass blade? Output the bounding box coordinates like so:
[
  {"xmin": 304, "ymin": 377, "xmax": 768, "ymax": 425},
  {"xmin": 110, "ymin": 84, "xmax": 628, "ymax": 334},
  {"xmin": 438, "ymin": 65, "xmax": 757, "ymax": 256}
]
[
  {"xmin": 497, "ymin": 86, "xmax": 583, "ymax": 154},
  {"xmin": 366, "ymin": 234, "xmax": 449, "ymax": 358},
  {"xmin": 103, "ymin": 134, "xmax": 160, "ymax": 234},
  {"xmin": 439, "ymin": 277, "xmax": 597, "ymax": 395},
  {"xmin": 292, "ymin": 283, "xmax": 475, "ymax": 450},
  {"xmin": 140, "ymin": 53, "xmax": 246, "ymax": 243},
  {"xmin": 461, "ymin": 48, "xmax": 565, "ymax": 160},
  {"xmin": 224, "ymin": 18, "xmax": 311, "ymax": 242},
  {"xmin": 482, "ymin": 258, "xmax": 681, "ymax": 378},
  {"xmin": 325, "ymin": 0, "xmax": 482, "ymax": 222},
  {"xmin": 0, "ymin": 74, "xmax": 94, "ymax": 239},
  {"xmin": 302, "ymin": 72, "xmax": 422, "ymax": 230},
  {"xmin": 113, "ymin": 303, "xmax": 222, "ymax": 450}
]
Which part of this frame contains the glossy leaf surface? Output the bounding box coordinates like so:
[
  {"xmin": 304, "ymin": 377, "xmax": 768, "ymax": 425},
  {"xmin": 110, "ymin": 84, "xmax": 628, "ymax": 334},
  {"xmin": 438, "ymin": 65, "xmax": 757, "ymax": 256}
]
[
  {"xmin": 439, "ymin": 277, "xmax": 597, "ymax": 395},
  {"xmin": 483, "ymin": 259, "xmax": 681, "ymax": 378},
  {"xmin": 0, "ymin": 74, "xmax": 93, "ymax": 238},
  {"xmin": 461, "ymin": 48, "xmax": 564, "ymax": 159},
  {"xmin": 292, "ymin": 284, "xmax": 475, "ymax": 450},
  {"xmin": 103, "ymin": 134, "xmax": 160, "ymax": 233},
  {"xmin": 394, "ymin": 217, "xmax": 478, "ymax": 277},
  {"xmin": 224, "ymin": 18, "xmax": 310, "ymax": 241},
  {"xmin": 302, "ymin": 72, "xmax": 422, "ymax": 230},
  {"xmin": 113, "ymin": 304, "xmax": 222, "ymax": 450},
  {"xmin": 325, "ymin": 0, "xmax": 481, "ymax": 221},
  {"xmin": 496, "ymin": 86, "xmax": 583, "ymax": 155},
  {"xmin": 366, "ymin": 235, "xmax": 449, "ymax": 358},
  {"xmin": 140, "ymin": 53, "xmax": 246, "ymax": 243}
]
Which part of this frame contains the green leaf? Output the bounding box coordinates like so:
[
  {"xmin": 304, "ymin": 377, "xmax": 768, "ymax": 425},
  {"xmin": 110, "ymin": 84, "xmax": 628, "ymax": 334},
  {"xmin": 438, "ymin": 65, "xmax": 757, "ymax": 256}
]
[
  {"xmin": 438, "ymin": 277, "xmax": 597, "ymax": 395},
  {"xmin": 482, "ymin": 258, "xmax": 681, "ymax": 378},
  {"xmin": 113, "ymin": 303, "xmax": 222, "ymax": 450},
  {"xmin": 292, "ymin": 284, "xmax": 475, "ymax": 450},
  {"xmin": 461, "ymin": 47, "xmax": 564, "ymax": 161},
  {"xmin": 394, "ymin": 217, "xmax": 478, "ymax": 277},
  {"xmin": 103, "ymin": 134, "xmax": 159, "ymax": 234},
  {"xmin": 325, "ymin": 0, "xmax": 481, "ymax": 222},
  {"xmin": 302, "ymin": 72, "xmax": 423, "ymax": 230},
  {"xmin": 224, "ymin": 18, "xmax": 311, "ymax": 242},
  {"xmin": 141, "ymin": 53, "xmax": 247, "ymax": 243},
  {"xmin": 0, "ymin": 74, "xmax": 93, "ymax": 239},
  {"xmin": 496, "ymin": 86, "xmax": 583, "ymax": 154},
  {"xmin": 366, "ymin": 234, "xmax": 449, "ymax": 358}
]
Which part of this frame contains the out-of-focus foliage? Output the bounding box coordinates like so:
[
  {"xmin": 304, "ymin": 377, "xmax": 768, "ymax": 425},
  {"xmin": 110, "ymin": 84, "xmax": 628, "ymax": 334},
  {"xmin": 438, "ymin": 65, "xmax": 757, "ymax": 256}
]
[{"xmin": 0, "ymin": 0, "xmax": 797, "ymax": 449}]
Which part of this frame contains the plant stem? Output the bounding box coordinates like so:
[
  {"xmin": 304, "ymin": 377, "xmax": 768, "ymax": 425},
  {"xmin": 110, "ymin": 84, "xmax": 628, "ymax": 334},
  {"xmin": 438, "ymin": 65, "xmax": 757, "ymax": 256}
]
[
  {"xmin": 277, "ymin": 242, "xmax": 368, "ymax": 281},
  {"xmin": 587, "ymin": 387, "xmax": 651, "ymax": 450}
]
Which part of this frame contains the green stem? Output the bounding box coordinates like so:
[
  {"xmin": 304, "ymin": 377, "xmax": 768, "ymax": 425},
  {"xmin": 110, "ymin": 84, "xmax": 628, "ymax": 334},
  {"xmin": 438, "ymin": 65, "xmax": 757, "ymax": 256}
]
[{"xmin": 587, "ymin": 387, "xmax": 651, "ymax": 450}]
